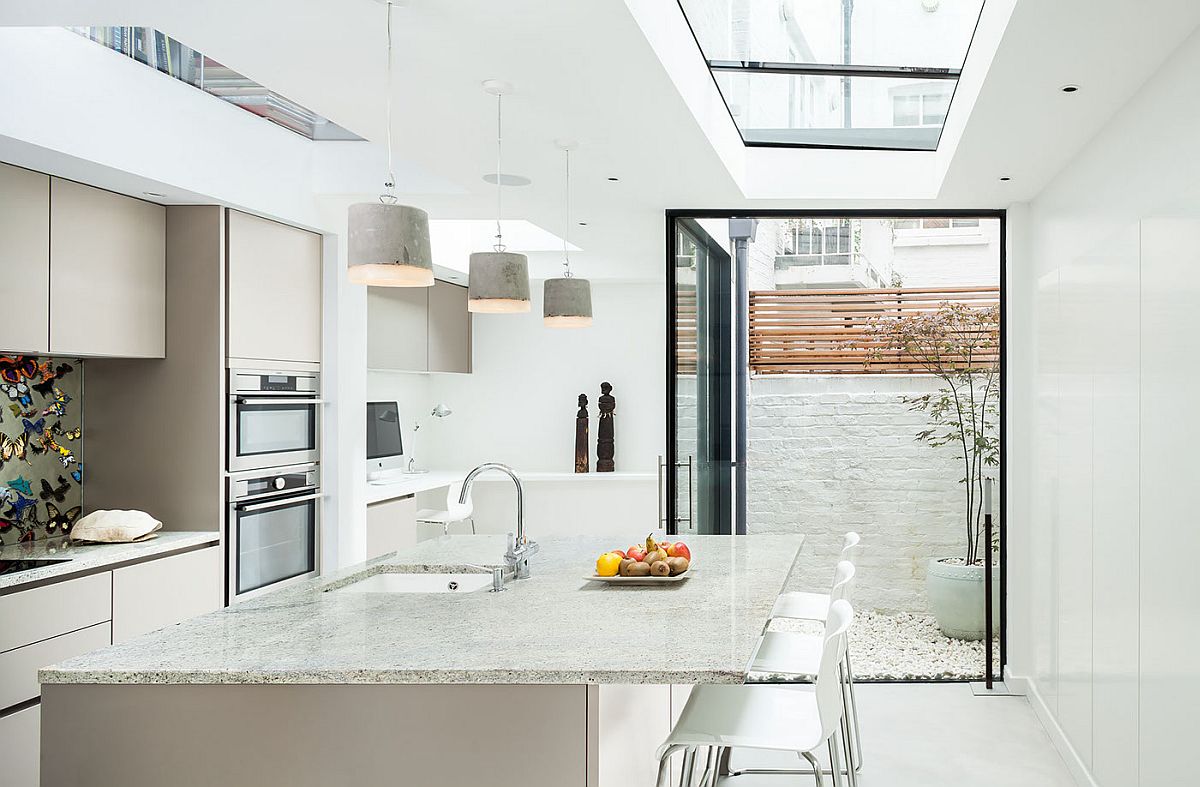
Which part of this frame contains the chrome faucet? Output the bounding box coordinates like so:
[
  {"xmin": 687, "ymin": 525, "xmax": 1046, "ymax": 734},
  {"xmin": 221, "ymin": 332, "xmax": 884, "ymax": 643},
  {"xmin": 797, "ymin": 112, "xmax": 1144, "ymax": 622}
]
[{"xmin": 459, "ymin": 463, "xmax": 538, "ymax": 579}]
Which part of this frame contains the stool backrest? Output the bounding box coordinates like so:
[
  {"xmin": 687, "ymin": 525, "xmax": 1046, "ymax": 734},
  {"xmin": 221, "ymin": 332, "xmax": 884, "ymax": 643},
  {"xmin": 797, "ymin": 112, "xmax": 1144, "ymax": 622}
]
[
  {"xmin": 839, "ymin": 532, "xmax": 861, "ymax": 565},
  {"xmin": 829, "ymin": 560, "xmax": 856, "ymax": 604},
  {"xmin": 446, "ymin": 481, "xmax": 473, "ymax": 520},
  {"xmin": 815, "ymin": 599, "xmax": 854, "ymax": 741}
]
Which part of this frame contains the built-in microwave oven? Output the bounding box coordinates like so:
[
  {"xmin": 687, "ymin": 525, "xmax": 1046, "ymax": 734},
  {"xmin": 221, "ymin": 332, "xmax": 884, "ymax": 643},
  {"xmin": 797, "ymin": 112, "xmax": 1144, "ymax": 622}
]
[
  {"xmin": 227, "ymin": 463, "xmax": 320, "ymax": 603},
  {"xmin": 228, "ymin": 368, "xmax": 320, "ymax": 472}
]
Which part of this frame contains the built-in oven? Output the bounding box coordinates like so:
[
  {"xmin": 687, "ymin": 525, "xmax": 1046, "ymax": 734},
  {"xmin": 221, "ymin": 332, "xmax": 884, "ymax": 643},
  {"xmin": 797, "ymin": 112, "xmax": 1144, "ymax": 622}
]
[
  {"xmin": 228, "ymin": 368, "xmax": 320, "ymax": 472},
  {"xmin": 227, "ymin": 463, "xmax": 320, "ymax": 603}
]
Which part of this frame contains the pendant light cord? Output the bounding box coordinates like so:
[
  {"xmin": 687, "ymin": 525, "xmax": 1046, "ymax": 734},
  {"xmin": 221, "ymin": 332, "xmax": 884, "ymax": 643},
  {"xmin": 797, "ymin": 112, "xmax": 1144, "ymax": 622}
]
[
  {"xmin": 562, "ymin": 148, "xmax": 572, "ymax": 278},
  {"xmin": 380, "ymin": 1, "xmax": 398, "ymax": 206},
  {"xmin": 493, "ymin": 92, "xmax": 506, "ymax": 252}
]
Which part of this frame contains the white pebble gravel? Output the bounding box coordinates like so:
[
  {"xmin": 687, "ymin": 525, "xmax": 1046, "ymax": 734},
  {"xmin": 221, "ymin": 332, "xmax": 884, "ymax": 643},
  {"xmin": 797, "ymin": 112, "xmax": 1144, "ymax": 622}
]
[{"xmin": 767, "ymin": 610, "xmax": 997, "ymax": 681}]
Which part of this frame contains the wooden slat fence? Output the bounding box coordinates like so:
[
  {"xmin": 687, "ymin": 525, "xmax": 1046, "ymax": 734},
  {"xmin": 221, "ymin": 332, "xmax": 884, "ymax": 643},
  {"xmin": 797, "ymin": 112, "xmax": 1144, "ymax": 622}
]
[
  {"xmin": 676, "ymin": 286, "xmax": 697, "ymax": 374},
  {"xmin": 749, "ymin": 286, "xmax": 1000, "ymax": 375}
]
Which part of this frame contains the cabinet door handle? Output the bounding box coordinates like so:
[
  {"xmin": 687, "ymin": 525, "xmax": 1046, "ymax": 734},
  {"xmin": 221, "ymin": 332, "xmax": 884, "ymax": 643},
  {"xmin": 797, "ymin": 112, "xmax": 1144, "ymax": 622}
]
[{"xmin": 236, "ymin": 492, "xmax": 322, "ymax": 513}]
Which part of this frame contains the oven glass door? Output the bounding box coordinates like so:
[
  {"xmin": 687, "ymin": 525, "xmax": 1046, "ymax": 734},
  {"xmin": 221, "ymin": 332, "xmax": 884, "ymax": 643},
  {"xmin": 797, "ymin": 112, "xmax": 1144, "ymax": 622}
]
[
  {"xmin": 233, "ymin": 495, "xmax": 317, "ymax": 597},
  {"xmin": 231, "ymin": 399, "xmax": 318, "ymax": 470}
]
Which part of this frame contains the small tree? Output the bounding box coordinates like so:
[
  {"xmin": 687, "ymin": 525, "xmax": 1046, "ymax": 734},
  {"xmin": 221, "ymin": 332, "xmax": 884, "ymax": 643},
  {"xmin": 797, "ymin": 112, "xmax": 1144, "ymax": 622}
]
[{"xmin": 864, "ymin": 301, "xmax": 1000, "ymax": 565}]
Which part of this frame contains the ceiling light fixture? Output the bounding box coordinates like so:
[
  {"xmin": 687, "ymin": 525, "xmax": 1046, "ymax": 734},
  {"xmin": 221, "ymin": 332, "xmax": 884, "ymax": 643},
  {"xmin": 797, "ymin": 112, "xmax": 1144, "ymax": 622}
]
[
  {"xmin": 347, "ymin": 0, "xmax": 433, "ymax": 287},
  {"xmin": 143, "ymin": 191, "xmax": 165, "ymax": 198},
  {"xmin": 467, "ymin": 80, "xmax": 530, "ymax": 313},
  {"xmin": 999, "ymin": 176, "xmax": 1012, "ymax": 182},
  {"xmin": 607, "ymin": 177, "xmax": 620, "ymax": 182},
  {"xmin": 544, "ymin": 141, "xmax": 593, "ymax": 329},
  {"xmin": 1060, "ymin": 84, "xmax": 1080, "ymax": 94}
]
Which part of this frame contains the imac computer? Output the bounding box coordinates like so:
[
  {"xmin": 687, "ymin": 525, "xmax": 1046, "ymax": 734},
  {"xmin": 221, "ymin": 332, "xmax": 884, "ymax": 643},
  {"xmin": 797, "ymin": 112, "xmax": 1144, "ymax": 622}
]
[{"xmin": 366, "ymin": 401, "xmax": 406, "ymax": 483}]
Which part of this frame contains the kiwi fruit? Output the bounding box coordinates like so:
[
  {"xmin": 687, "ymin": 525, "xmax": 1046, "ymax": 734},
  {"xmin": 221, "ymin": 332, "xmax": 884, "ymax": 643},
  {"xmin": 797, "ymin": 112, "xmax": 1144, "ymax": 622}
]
[
  {"xmin": 667, "ymin": 557, "xmax": 690, "ymax": 575},
  {"xmin": 618, "ymin": 558, "xmax": 636, "ymax": 577},
  {"xmin": 626, "ymin": 561, "xmax": 652, "ymax": 577},
  {"xmin": 644, "ymin": 549, "xmax": 669, "ymax": 565},
  {"xmin": 650, "ymin": 560, "xmax": 671, "ymax": 577}
]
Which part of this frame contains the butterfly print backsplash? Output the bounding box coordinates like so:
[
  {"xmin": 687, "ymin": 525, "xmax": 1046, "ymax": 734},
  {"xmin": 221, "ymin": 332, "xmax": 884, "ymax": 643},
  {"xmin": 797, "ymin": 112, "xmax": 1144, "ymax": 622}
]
[{"xmin": 0, "ymin": 356, "xmax": 83, "ymax": 545}]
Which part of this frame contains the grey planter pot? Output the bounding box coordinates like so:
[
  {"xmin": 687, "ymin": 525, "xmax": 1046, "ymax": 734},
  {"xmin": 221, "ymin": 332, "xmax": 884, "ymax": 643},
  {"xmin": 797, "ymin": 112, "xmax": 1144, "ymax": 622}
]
[{"xmin": 926, "ymin": 558, "xmax": 1000, "ymax": 641}]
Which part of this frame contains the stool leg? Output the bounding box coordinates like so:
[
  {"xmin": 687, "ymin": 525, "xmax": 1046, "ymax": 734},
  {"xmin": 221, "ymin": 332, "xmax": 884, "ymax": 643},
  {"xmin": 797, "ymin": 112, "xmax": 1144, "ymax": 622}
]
[
  {"xmin": 828, "ymin": 728, "xmax": 845, "ymax": 787},
  {"xmin": 801, "ymin": 751, "xmax": 824, "ymax": 787},
  {"xmin": 656, "ymin": 745, "xmax": 685, "ymax": 787},
  {"xmin": 468, "ymin": 517, "xmax": 476, "ymax": 535},
  {"xmin": 845, "ymin": 649, "xmax": 863, "ymax": 770},
  {"xmin": 679, "ymin": 747, "xmax": 697, "ymax": 787}
]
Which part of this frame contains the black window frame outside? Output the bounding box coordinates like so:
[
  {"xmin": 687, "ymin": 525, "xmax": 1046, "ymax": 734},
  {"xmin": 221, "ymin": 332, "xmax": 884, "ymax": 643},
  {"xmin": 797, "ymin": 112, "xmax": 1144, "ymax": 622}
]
[{"xmin": 666, "ymin": 207, "xmax": 1008, "ymax": 677}]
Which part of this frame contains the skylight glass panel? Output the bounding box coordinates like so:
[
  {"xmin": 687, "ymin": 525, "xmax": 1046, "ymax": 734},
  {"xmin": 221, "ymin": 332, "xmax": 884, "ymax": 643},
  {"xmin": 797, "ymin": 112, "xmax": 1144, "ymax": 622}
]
[
  {"xmin": 67, "ymin": 26, "xmax": 362, "ymax": 141},
  {"xmin": 677, "ymin": 0, "xmax": 985, "ymax": 150}
]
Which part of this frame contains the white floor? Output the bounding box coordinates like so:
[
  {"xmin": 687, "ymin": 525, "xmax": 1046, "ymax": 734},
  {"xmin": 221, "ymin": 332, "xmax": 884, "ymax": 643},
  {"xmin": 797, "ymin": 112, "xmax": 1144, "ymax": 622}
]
[{"xmin": 724, "ymin": 683, "xmax": 1076, "ymax": 787}]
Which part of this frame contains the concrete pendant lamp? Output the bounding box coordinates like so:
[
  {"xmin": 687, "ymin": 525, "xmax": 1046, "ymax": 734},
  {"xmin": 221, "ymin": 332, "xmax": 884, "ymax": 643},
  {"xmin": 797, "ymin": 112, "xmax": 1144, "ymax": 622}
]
[
  {"xmin": 468, "ymin": 81, "xmax": 530, "ymax": 313},
  {"xmin": 347, "ymin": 0, "xmax": 433, "ymax": 288},
  {"xmin": 544, "ymin": 143, "xmax": 592, "ymax": 328}
]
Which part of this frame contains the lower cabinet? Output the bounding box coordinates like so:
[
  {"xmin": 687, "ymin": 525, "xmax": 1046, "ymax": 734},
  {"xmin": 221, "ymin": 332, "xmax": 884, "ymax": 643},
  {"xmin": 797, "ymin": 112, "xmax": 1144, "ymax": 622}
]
[
  {"xmin": 366, "ymin": 496, "xmax": 417, "ymax": 560},
  {"xmin": 112, "ymin": 547, "xmax": 222, "ymax": 644},
  {"xmin": 0, "ymin": 703, "xmax": 39, "ymax": 787}
]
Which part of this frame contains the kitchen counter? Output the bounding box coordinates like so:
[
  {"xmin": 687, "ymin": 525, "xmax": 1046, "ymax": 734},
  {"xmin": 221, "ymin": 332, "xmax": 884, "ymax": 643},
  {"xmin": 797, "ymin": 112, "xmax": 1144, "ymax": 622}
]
[
  {"xmin": 0, "ymin": 531, "xmax": 220, "ymax": 593},
  {"xmin": 41, "ymin": 533, "xmax": 803, "ymax": 686}
]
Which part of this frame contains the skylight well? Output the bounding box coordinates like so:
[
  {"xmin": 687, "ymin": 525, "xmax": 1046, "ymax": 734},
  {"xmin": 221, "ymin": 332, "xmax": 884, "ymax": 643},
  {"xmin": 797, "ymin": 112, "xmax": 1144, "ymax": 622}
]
[
  {"xmin": 677, "ymin": 0, "xmax": 985, "ymax": 151},
  {"xmin": 67, "ymin": 26, "xmax": 362, "ymax": 141}
]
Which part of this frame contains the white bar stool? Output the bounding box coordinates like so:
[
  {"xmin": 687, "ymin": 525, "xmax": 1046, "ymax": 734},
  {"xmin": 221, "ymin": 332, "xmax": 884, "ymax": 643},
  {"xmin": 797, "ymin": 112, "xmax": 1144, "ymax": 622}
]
[
  {"xmin": 655, "ymin": 600, "xmax": 856, "ymax": 787},
  {"xmin": 769, "ymin": 532, "xmax": 860, "ymax": 622},
  {"xmin": 414, "ymin": 481, "xmax": 476, "ymax": 535}
]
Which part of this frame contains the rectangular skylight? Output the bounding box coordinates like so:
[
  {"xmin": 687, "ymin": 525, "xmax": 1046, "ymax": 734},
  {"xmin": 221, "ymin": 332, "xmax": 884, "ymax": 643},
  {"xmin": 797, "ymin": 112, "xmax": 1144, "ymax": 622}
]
[
  {"xmin": 67, "ymin": 26, "xmax": 362, "ymax": 141},
  {"xmin": 678, "ymin": 0, "xmax": 985, "ymax": 150}
]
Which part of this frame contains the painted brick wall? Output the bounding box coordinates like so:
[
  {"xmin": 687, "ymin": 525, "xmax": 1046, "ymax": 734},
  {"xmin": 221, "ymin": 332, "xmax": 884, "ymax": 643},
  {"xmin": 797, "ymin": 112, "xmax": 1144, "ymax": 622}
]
[{"xmin": 747, "ymin": 375, "xmax": 1001, "ymax": 613}]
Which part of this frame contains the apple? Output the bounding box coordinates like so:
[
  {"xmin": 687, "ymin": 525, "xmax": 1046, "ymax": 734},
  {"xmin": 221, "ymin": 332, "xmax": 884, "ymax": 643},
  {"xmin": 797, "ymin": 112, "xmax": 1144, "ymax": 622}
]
[
  {"xmin": 610, "ymin": 549, "xmax": 627, "ymax": 559},
  {"xmin": 626, "ymin": 545, "xmax": 648, "ymax": 562},
  {"xmin": 658, "ymin": 541, "xmax": 674, "ymax": 555},
  {"xmin": 667, "ymin": 542, "xmax": 691, "ymax": 561}
]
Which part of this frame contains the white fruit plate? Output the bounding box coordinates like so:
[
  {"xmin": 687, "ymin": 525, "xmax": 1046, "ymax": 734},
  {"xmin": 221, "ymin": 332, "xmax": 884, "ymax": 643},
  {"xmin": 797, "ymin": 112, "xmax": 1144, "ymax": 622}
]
[{"xmin": 584, "ymin": 571, "xmax": 692, "ymax": 585}]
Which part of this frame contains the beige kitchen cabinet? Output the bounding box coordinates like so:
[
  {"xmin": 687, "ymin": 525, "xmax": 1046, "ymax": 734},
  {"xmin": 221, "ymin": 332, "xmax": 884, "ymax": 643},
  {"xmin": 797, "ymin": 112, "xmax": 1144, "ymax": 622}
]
[
  {"xmin": 49, "ymin": 177, "xmax": 166, "ymax": 357},
  {"xmin": 226, "ymin": 209, "xmax": 322, "ymax": 364},
  {"xmin": 0, "ymin": 622, "xmax": 110, "ymax": 709},
  {"xmin": 0, "ymin": 163, "xmax": 50, "ymax": 354},
  {"xmin": 0, "ymin": 703, "xmax": 39, "ymax": 787},
  {"xmin": 366, "ymin": 496, "xmax": 417, "ymax": 560},
  {"xmin": 367, "ymin": 280, "xmax": 471, "ymax": 373},
  {"xmin": 428, "ymin": 281, "xmax": 471, "ymax": 373},
  {"xmin": 0, "ymin": 571, "xmax": 112, "ymax": 653},
  {"xmin": 112, "ymin": 546, "xmax": 222, "ymax": 644}
]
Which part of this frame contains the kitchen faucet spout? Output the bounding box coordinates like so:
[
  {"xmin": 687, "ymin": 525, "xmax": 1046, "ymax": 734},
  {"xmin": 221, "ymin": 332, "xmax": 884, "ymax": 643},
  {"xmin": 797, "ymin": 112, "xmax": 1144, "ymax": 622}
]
[{"xmin": 459, "ymin": 463, "xmax": 537, "ymax": 578}]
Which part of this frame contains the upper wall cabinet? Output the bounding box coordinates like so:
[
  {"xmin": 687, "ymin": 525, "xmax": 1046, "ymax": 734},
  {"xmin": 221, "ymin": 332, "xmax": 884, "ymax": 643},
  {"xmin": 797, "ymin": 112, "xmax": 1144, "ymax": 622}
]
[
  {"xmin": 50, "ymin": 178, "xmax": 166, "ymax": 358},
  {"xmin": 367, "ymin": 281, "xmax": 471, "ymax": 374},
  {"xmin": 226, "ymin": 210, "xmax": 322, "ymax": 365},
  {"xmin": 0, "ymin": 163, "xmax": 50, "ymax": 354}
]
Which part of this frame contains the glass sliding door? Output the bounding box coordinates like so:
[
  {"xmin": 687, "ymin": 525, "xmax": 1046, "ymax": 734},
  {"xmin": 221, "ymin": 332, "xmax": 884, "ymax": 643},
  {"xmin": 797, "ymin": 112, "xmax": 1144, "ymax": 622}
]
[{"xmin": 668, "ymin": 218, "xmax": 736, "ymax": 536}]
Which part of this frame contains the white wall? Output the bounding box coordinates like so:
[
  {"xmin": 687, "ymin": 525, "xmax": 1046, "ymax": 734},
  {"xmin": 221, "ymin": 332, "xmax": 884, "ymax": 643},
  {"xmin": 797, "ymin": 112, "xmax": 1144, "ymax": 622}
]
[
  {"xmin": 375, "ymin": 280, "xmax": 667, "ymax": 474},
  {"xmin": 1009, "ymin": 24, "xmax": 1200, "ymax": 787}
]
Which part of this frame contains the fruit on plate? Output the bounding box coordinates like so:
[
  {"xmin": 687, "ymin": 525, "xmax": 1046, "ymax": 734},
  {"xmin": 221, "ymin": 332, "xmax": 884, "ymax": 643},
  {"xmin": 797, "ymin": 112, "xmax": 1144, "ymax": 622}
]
[
  {"xmin": 610, "ymin": 549, "xmax": 627, "ymax": 559},
  {"xmin": 667, "ymin": 542, "xmax": 691, "ymax": 561},
  {"xmin": 658, "ymin": 540, "xmax": 674, "ymax": 554},
  {"xmin": 618, "ymin": 558, "xmax": 637, "ymax": 577},
  {"xmin": 667, "ymin": 556, "xmax": 690, "ymax": 575},
  {"xmin": 596, "ymin": 552, "xmax": 622, "ymax": 577},
  {"xmin": 626, "ymin": 561, "xmax": 652, "ymax": 577},
  {"xmin": 626, "ymin": 544, "xmax": 648, "ymax": 562},
  {"xmin": 644, "ymin": 548, "xmax": 668, "ymax": 565},
  {"xmin": 650, "ymin": 560, "xmax": 671, "ymax": 577}
]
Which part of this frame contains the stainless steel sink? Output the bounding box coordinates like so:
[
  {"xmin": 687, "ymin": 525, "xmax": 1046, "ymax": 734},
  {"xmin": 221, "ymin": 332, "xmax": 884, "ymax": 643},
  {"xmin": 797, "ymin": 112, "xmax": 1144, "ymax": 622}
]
[{"xmin": 334, "ymin": 572, "xmax": 493, "ymax": 594}]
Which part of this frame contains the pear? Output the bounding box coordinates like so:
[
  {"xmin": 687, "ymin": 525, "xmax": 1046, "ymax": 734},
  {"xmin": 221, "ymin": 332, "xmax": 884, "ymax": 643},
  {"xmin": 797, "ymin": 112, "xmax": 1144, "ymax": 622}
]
[{"xmin": 644, "ymin": 548, "xmax": 669, "ymax": 565}]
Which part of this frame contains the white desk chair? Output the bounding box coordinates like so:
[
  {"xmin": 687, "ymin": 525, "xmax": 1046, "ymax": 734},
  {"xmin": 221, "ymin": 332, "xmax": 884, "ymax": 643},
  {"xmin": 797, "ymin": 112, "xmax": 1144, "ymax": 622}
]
[
  {"xmin": 415, "ymin": 481, "xmax": 476, "ymax": 535},
  {"xmin": 655, "ymin": 600, "xmax": 856, "ymax": 787}
]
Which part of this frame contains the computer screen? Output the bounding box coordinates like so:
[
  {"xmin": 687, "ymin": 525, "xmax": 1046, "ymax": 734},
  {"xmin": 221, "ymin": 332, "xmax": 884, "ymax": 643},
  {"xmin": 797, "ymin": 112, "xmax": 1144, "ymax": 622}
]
[{"xmin": 366, "ymin": 401, "xmax": 404, "ymax": 461}]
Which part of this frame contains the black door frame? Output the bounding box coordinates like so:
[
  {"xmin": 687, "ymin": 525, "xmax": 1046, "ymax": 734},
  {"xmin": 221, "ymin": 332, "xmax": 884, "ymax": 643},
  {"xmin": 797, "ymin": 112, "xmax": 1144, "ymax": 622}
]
[{"xmin": 666, "ymin": 208, "xmax": 1008, "ymax": 674}]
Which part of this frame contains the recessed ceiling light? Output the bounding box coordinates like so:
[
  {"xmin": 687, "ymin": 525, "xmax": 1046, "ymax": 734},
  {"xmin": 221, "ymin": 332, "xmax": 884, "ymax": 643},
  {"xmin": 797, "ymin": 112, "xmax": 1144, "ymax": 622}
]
[
  {"xmin": 607, "ymin": 177, "xmax": 619, "ymax": 182},
  {"xmin": 999, "ymin": 177, "xmax": 1012, "ymax": 182},
  {"xmin": 482, "ymin": 173, "xmax": 532, "ymax": 187},
  {"xmin": 143, "ymin": 191, "xmax": 165, "ymax": 198},
  {"xmin": 578, "ymin": 221, "xmax": 589, "ymax": 226},
  {"xmin": 1060, "ymin": 84, "xmax": 1080, "ymax": 94}
]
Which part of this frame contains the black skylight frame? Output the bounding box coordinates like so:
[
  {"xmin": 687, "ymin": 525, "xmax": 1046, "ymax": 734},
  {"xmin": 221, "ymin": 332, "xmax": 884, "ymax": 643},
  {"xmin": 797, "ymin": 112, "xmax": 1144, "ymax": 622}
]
[{"xmin": 675, "ymin": 1, "xmax": 986, "ymax": 152}]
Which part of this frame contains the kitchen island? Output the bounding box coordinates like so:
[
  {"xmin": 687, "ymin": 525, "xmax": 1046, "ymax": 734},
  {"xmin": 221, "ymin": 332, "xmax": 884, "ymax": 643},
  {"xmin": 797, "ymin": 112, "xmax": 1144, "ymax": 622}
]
[{"xmin": 40, "ymin": 534, "xmax": 804, "ymax": 787}]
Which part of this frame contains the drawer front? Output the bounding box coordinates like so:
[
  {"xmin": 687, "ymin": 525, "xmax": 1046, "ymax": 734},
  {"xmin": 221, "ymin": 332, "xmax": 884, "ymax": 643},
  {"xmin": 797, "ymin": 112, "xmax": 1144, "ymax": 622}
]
[
  {"xmin": 0, "ymin": 622, "xmax": 110, "ymax": 710},
  {"xmin": 112, "ymin": 547, "xmax": 221, "ymax": 644},
  {"xmin": 0, "ymin": 572, "xmax": 112, "ymax": 652},
  {"xmin": 0, "ymin": 702, "xmax": 39, "ymax": 787}
]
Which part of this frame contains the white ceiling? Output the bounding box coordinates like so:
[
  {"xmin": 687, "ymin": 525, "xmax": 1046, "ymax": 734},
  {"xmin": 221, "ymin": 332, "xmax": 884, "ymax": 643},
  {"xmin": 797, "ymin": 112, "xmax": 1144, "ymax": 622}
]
[{"xmin": 3, "ymin": 0, "xmax": 1200, "ymax": 280}]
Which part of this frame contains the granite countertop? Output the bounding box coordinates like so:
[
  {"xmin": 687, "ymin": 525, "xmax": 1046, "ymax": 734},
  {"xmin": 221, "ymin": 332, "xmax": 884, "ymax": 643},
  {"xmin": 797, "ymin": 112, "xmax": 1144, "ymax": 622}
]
[
  {"xmin": 0, "ymin": 532, "xmax": 220, "ymax": 593},
  {"xmin": 40, "ymin": 533, "xmax": 804, "ymax": 686}
]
